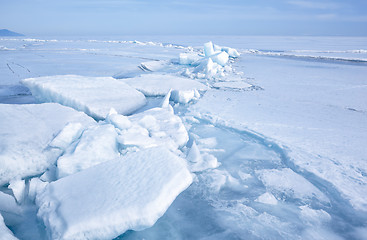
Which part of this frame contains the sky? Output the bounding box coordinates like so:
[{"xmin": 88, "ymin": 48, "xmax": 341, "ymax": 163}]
[{"xmin": 1, "ymin": 0, "xmax": 367, "ymax": 36}]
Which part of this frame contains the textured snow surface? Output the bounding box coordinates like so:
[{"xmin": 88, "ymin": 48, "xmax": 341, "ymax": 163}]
[
  {"xmin": 120, "ymin": 73, "xmax": 208, "ymax": 103},
  {"xmin": 0, "ymin": 103, "xmax": 95, "ymax": 185},
  {"xmin": 1, "ymin": 36, "xmax": 366, "ymax": 240},
  {"xmin": 21, "ymin": 75, "xmax": 147, "ymax": 119},
  {"xmin": 36, "ymin": 147, "xmax": 192, "ymax": 240},
  {"xmin": 56, "ymin": 124, "xmax": 119, "ymax": 178}
]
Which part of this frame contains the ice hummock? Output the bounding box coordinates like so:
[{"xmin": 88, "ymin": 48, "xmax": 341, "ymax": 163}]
[
  {"xmin": 120, "ymin": 73, "xmax": 208, "ymax": 104},
  {"xmin": 49, "ymin": 102, "xmax": 189, "ymax": 178},
  {"xmin": 21, "ymin": 75, "xmax": 147, "ymax": 119},
  {"xmin": 0, "ymin": 103, "xmax": 95, "ymax": 186},
  {"xmin": 179, "ymin": 41, "xmax": 239, "ymax": 80},
  {"xmin": 36, "ymin": 147, "xmax": 192, "ymax": 240}
]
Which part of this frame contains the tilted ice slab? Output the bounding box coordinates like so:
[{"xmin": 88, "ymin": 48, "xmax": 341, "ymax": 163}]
[
  {"xmin": 0, "ymin": 213, "xmax": 18, "ymax": 240},
  {"xmin": 21, "ymin": 75, "xmax": 147, "ymax": 119},
  {"xmin": 56, "ymin": 124, "xmax": 120, "ymax": 178},
  {"xmin": 36, "ymin": 147, "xmax": 192, "ymax": 240},
  {"xmin": 0, "ymin": 103, "xmax": 95, "ymax": 186},
  {"xmin": 120, "ymin": 73, "xmax": 208, "ymax": 103}
]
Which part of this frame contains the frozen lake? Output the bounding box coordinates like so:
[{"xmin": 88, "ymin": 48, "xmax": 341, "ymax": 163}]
[{"xmin": 1, "ymin": 35, "xmax": 367, "ymax": 239}]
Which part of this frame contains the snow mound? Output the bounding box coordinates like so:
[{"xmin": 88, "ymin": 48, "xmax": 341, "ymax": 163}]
[
  {"xmin": 36, "ymin": 147, "xmax": 192, "ymax": 240},
  {"xmin": 21, "ymin": 75, "xmax": 147, "ymax": 119},
  {"xmin": 120, "ymin": 73, "xmax": 208, "ymax": 103},
  {"xmin": 0, "ymin": 103, "xmax": 95, "ymax": 186}
]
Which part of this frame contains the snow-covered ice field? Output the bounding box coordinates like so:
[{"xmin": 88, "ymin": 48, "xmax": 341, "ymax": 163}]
[{"xmin": 0, "ymin": 35, "xmax": 367, "ymax": 239}]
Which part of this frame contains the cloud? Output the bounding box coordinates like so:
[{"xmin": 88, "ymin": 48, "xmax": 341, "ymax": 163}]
[{"xmin": 288, "ymin": 1, "xmax": 340, "ymax": 9}]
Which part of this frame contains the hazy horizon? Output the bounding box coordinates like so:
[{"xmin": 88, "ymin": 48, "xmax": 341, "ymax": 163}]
[{"xmin": 1, "ymin": 0, "xmax": 367, "ymax": 37}]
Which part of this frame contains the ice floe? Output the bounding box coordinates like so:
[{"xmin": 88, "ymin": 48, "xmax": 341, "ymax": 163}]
[
  {"xmin": 36, "ymin": 147, "xmax": 192, "ymax": 240},
  {"xmin": 0, "ymin": 103, "xmax": 95, "ymax": 186},
  {"xmin": 21, "ymin": 75, "xmax": 147, "ymax": 119},
  {"xmin": 120, "ymin": 73, "xmax": 208, "ymax": 103}
]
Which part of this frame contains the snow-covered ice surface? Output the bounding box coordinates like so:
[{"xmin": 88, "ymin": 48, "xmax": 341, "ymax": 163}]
[
  {"xmin": 21, "ymin": 75, "xmax": 147, "ymax": 119},
  {"xmin": 1, "ymin": 35, "xmax": 367, "ymax": 239},
  {"xmin": 36, "ymin": 147, "xmax": 192, "ymax": 240},
  {"xmin": 119, "ymin": 73, "xmax": 208, "ymax": 103},
  {"xmin": 0, "ymin": 103, "xmax": 95, "ymax": 185}
]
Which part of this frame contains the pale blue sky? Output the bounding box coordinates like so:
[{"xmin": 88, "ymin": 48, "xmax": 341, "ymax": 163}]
[{"xmin": 1, "ymin": 0, "xmax": 366, "ymax": 36}]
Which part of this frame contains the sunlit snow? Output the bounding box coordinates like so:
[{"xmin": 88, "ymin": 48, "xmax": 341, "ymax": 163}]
[{"xmin": 0, "ymin": 36, "xmax": 366, "ymax": 240}]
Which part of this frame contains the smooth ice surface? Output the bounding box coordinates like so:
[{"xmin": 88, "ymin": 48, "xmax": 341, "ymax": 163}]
[
  {"xmin": 36, "ymin": 147, "xmax": 192, "ymax": 240},
  {"xmin": 255, "ymin": 192, "xmax": 278, "ymax": 205},
  {"xmin": 8, "ymin": 180, "xmax": 26, "ymax": 204},
  {"xmin": 0, "ymin": 103, "xmax": 95, "ymax": 185},
  {"xmin": 210, "ymin": 51, "xmax": 229, "ymax": 66},
  {"xmin": 256, "ymin": 168, "xmax": 328, "ymax": 202},
  {"xmin": 203, "ymin": 42, "xmax": 215, "ymax": 57},
  {"xmin": 120, "ymin": 73, "xmax": 208, "ymax": 103},
  {"xmin": 21, "ymin": 75, "xmax": 147, "ymax": 119}
]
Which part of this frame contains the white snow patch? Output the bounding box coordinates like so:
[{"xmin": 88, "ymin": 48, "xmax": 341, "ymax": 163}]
[
  {"xmin": 36, "ymin": 147, "xmax": 192, "ymax": 240},
  {"xmin": 49, "ymin": 122, "xmax": 85, "ymax": 151},
  {"xmin": 21, "ymin": 75, "xmax": 147, "ymax": 119},
  {"xmin": 8, "ymin": 180, "xmax": 26, "ymax": 204},
  {"xmin": 57, "ymin": 124, "xmax": 119, "ymax": 178},
  {"xmin": 255, "ymin": 192, "xmax": 278, "ymax": 205},
  {"xmin": 28, "ymin": 178, "xmax": 48, "ymax": 202}
]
